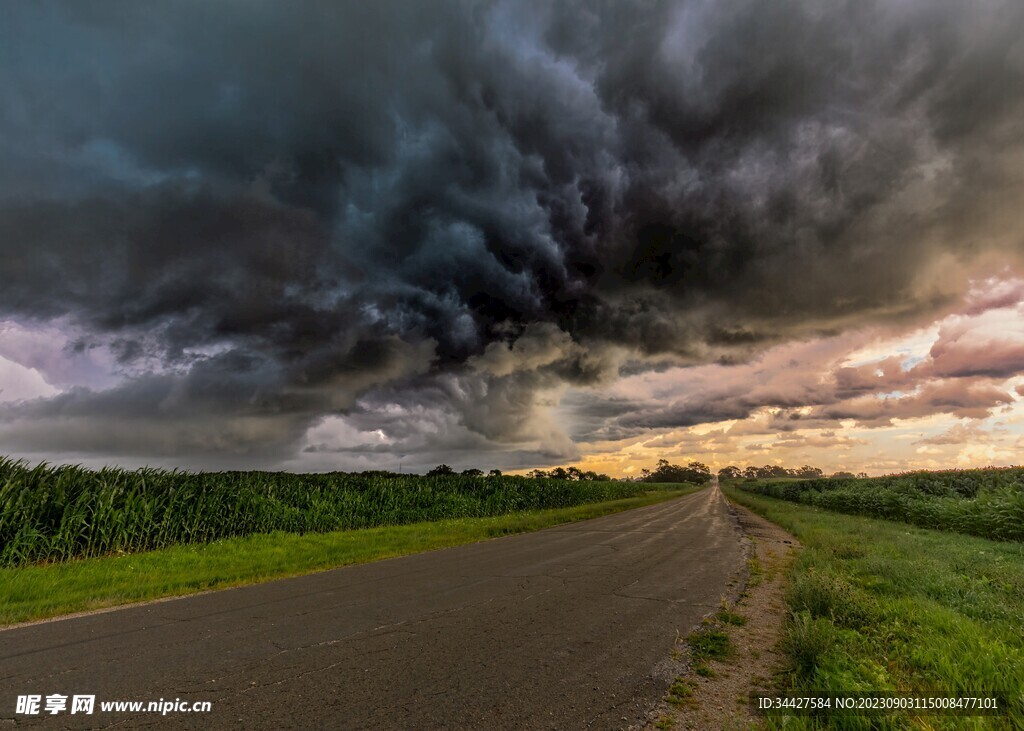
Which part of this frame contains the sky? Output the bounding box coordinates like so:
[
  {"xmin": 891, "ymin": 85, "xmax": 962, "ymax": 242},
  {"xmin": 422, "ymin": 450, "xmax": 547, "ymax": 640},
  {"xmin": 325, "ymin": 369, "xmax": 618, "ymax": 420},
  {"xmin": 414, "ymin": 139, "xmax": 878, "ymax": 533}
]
[{"xmin": 0, "ymin": 1, "xmax": 1022, "ymax": 476}]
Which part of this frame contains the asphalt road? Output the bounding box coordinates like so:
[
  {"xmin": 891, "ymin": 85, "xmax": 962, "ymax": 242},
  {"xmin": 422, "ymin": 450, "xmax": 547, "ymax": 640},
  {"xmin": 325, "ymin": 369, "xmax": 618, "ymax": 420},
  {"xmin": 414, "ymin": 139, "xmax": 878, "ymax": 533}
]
[{"xmin": 2, "ymin": 484, "xmax": 744, "ymax": 730}]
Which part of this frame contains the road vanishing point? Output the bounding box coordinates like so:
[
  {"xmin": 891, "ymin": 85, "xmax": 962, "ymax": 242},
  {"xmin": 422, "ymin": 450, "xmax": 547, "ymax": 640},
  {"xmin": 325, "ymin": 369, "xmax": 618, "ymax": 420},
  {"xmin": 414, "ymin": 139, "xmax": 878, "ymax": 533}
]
[{"xmin": 2, "ymin": 484, "xmax": 744, "ymax": 730}]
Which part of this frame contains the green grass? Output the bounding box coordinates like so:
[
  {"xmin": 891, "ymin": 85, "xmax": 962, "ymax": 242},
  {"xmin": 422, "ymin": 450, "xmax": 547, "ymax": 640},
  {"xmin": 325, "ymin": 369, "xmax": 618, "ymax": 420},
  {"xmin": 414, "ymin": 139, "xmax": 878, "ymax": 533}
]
[
  {"xmin": 0, "ymin": 487, "xmax": 698, "ymax": 626},
  {"xmin": 689, "ymin": 625, "xmax": 732, "ymax": 661},
  {"xmin": 724, "ymin": 486, "xmax": 1024, "ymax": 730},
  {"xmin": 667, "ymin": 676, "xmax": 697, "ymax": 706}
]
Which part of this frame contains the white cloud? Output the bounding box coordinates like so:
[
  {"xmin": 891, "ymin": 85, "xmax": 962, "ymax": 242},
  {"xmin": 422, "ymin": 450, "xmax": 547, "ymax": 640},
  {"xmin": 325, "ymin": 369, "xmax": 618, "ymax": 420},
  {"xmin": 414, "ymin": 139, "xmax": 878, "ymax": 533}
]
[{"xmin": 0, "ymin": 355, "xmax": 58, "ymax": 403}]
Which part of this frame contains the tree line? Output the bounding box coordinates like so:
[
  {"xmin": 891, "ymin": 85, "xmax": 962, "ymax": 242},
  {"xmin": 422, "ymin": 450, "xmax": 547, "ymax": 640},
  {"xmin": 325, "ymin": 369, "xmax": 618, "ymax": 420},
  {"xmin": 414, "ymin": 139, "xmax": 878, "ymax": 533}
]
[
  {"xmin": 717, "ymin": 465, "xmax": 868, "ymax": 480},
  {"xmin": 640, "ymin": 459, "xmax": 713, "ymax": 484},
  {"xmin": 415, "ymin": 462, "xmax": 866, "ymax": 482},
  {"xmin": 425, "ymin": 464, "xmax": 612, "ymax": 481}
]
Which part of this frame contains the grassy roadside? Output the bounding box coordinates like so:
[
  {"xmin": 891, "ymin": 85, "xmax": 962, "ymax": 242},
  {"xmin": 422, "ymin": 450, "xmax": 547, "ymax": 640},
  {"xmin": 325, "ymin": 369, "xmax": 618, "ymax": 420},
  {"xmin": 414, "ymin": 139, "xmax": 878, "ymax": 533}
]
[
  {"xmin": 740, "ymin": 469, "xmax": 1024, "ymax": 543},
  {"xmin": 723, "ymin": 485, "xmax": 1024, "ymax": 730},
  {"xmin": 0, "ymin": 486, "xmax": 698, "ymax": 627}
]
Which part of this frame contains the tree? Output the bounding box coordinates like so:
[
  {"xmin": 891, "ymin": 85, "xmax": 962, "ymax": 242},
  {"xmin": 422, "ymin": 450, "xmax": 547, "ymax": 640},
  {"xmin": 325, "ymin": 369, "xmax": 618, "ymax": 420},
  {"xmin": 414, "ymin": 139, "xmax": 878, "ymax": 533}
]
[
  {"xmin": 794, "ymin": 465, "xmax": 824, "ymax": 479},
  {"xmin": 461, "ymin": 468, "xmax": 484, "ymax": 477},
  {"xmin": 746, "ymin": 465, "xmax": 785, "ymax": 479},
  {"xmin": 549, "ymin": 467, "xmax": 568, "ymax": 480},
  {"xmin": 642, "ymin": 459, "xmax": 682, "ymax": 483},
  {"xmin": 718, "ymin": 465, "xmax": 742, "ymax": 481},
  {"xmin": 426, "ymin": 464, "xmax": 455, "ymax": 476},
  {"xmin": 566, "ymin": 466, "xmax": 585, "ymax": 481},
  {"xmin": 642, "ymin": 459, "xmax": 712, "ymax": 484},
  {"xmin": 488, "ymin": 469, "xmax": 503, "ymax": 478},
  {"xmin": 830, "ymin": 471, "xmax": 855, "ymax": 479},
  {"xmin": 685, "ymin": 461, "xmax": 712, "ymax": 483},
  {"xmin": 767, "ymin": 464, "xmax": 790, "ymax": 479},
  {"xmin": 527, "ymin": 469, "xmax": 549, "ymax": 479}
]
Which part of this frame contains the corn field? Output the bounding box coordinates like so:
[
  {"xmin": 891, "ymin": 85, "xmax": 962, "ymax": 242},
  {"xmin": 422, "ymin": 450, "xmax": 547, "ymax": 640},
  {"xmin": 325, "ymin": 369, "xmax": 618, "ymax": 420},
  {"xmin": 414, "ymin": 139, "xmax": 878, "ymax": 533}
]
[
  {"xmin": 0, "ymin": 458, "xmax": 670, "ymax": 566},
  {"xmin": 739, "ymin": 467, "xmax": 1024, "ymax": 542}
]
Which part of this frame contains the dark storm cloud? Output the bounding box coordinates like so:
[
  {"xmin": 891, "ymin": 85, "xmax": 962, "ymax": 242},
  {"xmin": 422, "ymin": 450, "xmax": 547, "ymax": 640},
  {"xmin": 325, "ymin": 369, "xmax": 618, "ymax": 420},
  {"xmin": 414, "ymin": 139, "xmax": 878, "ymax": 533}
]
[{"xmin": 1, "ymin": 0, "xmax": 1022, "ymax": 464}]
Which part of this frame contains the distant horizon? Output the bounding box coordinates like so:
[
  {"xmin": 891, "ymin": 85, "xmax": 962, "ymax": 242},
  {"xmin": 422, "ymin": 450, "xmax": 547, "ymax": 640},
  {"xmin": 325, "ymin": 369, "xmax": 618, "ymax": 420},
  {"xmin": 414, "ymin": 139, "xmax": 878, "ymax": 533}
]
[
  {"xmin": 3, "ymin": 452, "xmax": 1023, "ymax": 483},
  {"xmin": 1, "ymin": 3, "xmax": 1022, "ymax": 476}
]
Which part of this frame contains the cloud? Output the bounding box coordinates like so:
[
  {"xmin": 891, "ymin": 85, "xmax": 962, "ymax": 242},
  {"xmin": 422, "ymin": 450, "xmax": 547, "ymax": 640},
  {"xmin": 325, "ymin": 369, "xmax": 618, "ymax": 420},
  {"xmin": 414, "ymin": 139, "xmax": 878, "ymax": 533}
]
[
  {"xmin": 916, "ymin": 422, "xmax": 995, "ymax": 446},
  {"xmin": 813, "ymin": 379, "xmax": 1014, "ymax": 425},
  {"xmin": 772, "ymin": 432, "xmax": 867, "ymax": 450},
  {"xmin": 955, "ymin": 443, "xmax": 1018, "ymax": 468},
  {"xmin": 833, "ymin": 356, "xmax": 918, "ymax": 398},
  {"xmin": 469, "ymin": 322, "xmax": 581, "ymax": 378},
  {"xmin": 0, "ymin": 1, "xmax": 1023, "ymax": 467},
  {"xmin": 962, "ymin": 276, "xmax": 1024, "ymax": 315},
  {"xmin": 293, "ymin": 376, "xmax": 583, "ymax": 473},
  {"xmin": 581, "ymin": 290, "xmax": 1024, "ymax": 440},
  {"xmin": 0, "ymin": 337, "xmax": 435, "ymax": 463},
  {"xmin": 0, "ymin": 320, "xmax": 120, "ymax": 390},
  {"xmin": 577, "ymin": 336, "xmax": 853, "ymax": 435},
  {"xmin": 924, "ymin": 318, "xmax": 1024, "ymax": 379},
  {"xmin": 0, "ymin": 356, "xmax": 57, "ymax": 404}
]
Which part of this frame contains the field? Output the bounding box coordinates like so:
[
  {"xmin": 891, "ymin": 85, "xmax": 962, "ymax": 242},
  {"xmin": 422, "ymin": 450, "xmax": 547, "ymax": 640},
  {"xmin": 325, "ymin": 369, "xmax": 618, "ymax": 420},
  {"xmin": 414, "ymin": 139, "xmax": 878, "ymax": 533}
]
[
  {"xmin": 725, "ymin": 482, "xmax": 1024, "ymax": 730},
  {"xmin": 740, "ymin": 467, "xmax": 1024, "ymax": 542},
  {"xmin": 0, "ymin": 457, "xmax": 673, "ymax": 567}
]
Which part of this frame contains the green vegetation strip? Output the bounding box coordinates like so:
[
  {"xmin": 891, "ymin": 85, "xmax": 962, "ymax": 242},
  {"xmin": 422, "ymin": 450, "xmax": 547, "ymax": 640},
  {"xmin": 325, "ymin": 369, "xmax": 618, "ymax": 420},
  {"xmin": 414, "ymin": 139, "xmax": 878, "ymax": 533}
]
[
  {"xmin": 740, "ymin": 467, "xmax": 1024, "ymax": 542},
  {"xmin": 0, "ymin": 487, "xmax": 696, "ymax": 627},
  {"xmin": 0, "ymin": 456, "xmax": 673, "ymax": 566},
  {"xmin": 724, "ymin": 486, "xmax": 1024, "ymax": 730}
]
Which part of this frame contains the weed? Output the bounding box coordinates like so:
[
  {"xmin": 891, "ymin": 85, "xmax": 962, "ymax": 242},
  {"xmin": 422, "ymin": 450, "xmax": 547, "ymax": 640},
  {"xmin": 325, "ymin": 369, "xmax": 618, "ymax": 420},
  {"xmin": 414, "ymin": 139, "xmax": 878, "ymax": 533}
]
[
  {"xmin": 689, "ymin": 627, "xmax": 731, "ymax": 661},
  {"xmin": 693, "ymin": 662, "xmax": 716, "ymax": 678},
  {"xmin": 667, "ymin": 677, "xmax": 695, "ymax": 706},
  {"xmin": 784, "ymin": 611, "xmax": 834, "ymax": 678},
  {"xmin": 716, "ymin": 609, "xmax": 747, "ymax": 626},
  {"xmin": 747, "ymin": 555, "xmax": 764, "ymax": 586},
  {"xmin": 787, "ymin": 568, "xmax": 876, "ymax": 628}
]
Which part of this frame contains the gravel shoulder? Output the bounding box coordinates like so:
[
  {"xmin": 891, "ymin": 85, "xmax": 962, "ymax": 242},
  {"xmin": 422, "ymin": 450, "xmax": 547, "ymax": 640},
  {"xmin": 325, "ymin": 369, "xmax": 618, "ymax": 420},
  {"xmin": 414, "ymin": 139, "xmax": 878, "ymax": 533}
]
[{"xmin": 641, "ymin": 497, "xmax": 800, "ymax": 730}]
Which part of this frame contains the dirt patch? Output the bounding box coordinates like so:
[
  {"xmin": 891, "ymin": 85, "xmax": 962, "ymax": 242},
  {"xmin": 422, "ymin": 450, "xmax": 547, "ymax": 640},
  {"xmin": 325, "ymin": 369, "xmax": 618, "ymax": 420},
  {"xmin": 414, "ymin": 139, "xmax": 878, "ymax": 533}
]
[{"xmin": 638, "ymin": 500, "xmax": 800, "ymax": 730}]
